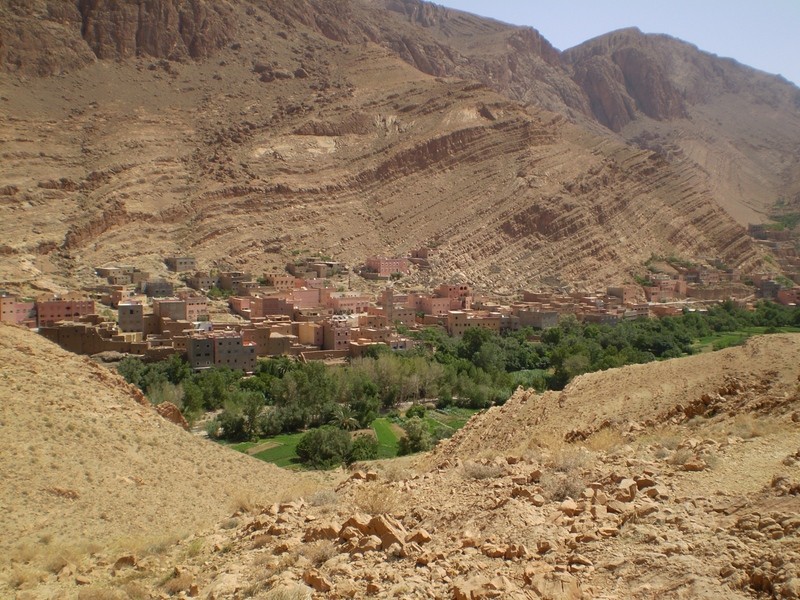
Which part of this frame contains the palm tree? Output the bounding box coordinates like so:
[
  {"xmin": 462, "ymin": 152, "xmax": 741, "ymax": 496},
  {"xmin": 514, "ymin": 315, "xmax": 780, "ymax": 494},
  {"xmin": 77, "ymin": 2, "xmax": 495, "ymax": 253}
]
[{"xmin": 329, "ymin": 404, "xmax": 359, "ymax": 431}]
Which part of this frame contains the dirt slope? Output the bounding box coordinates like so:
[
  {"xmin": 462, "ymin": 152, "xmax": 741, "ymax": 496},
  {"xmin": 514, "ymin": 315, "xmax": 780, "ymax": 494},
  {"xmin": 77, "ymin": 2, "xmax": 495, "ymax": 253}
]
[
  {"xmin": 2, "ymin": 331, "xmax": 798, "ymax": 598},
  {"xmin": 0, "ymin": 323, "xmax": 317, "ymax": 572},
  {"xmin": 430, "ymin": 334, "xmax": 800, "ymax": 462}
]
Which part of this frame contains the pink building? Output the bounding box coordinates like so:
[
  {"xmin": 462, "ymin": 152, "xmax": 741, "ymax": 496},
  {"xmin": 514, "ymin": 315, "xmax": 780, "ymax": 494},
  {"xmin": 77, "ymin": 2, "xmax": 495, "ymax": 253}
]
[
  {"xmin": 408, "ymin": 293, "xmax": 451, "ymax": 316},
  {"xmin": 152, "ymin": 298, "xmax": 187, "ymax": 322},
  {"xmin": 177, "ymin": 292, "xmax": 209, "ymax": 322},
  {"xmin": 365, "ymin": 256, "xmax": 410, "ymax": 278},
  {"xmin": 323, "ymin": 320, "xmax": 351, "ymax": 351},
  {"xmin": 291, "ymin": 288, "xmax": 323, "ymax": 309},
  {"xmin": 36, "ymin": 296, "xmax": 95, "ymax": 327},
  {"xmin": 326, "ymin": 292, "xmax": 371, "ymax": 314},
  {"xmin": 263, "ymin": 272, "xmax": 296, "ymax": 291},
  {"xmin": 0, "ymin": 296, "xmax": 36, "ymax": 327}
]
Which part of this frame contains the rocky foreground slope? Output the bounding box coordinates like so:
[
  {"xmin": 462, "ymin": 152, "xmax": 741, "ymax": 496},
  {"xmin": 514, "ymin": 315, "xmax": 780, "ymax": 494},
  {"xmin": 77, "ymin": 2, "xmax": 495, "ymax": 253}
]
[
  {"xmin": 3, "ymin": 332, "xmax": 798, "ymax": 599},
  {"xmin": 2, "ymin": 0, "xmax": 791, "ymax": 293}
]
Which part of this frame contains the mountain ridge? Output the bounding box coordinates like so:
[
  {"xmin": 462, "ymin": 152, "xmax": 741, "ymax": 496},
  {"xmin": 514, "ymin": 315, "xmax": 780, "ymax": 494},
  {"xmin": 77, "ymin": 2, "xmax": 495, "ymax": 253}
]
[{"xmin": 1, "ymin": 0, "xmax": 796, "ymax": 291}]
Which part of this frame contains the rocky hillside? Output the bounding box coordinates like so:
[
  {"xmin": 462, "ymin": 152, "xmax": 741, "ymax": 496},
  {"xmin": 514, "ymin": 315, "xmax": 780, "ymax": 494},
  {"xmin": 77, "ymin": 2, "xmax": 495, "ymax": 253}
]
[
  {"xmin": 4, "ymin": 333, "xmax": 798, "ymax": 598},
  {"xmin": 0, "ymin": 323, "xmax": 324, "ymax": 578},
  {"xmin": 261, "ymin": 0, "xmax": 800, "ymax": 224},
  {"xmin": 0, "ymin": 0, "xmax": 774, "ymax": 293},
  {"xmin": 428, "ymin": 334, "xmax": 800, "ymax": 462}
]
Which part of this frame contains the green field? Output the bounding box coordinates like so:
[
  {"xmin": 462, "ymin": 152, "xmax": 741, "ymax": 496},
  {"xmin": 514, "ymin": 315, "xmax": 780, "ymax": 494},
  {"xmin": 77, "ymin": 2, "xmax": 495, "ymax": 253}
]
[
  {"xmin": 693, "ymin": 326, "xmax": 800, "ymax": 352},
  {"xmin": 370, "ymin": 418, "xmax": 401, "ymax": 459},
  {"xmin": 225, "ymin": 407, "xmax": 480, "ymax": 467},
  {"xmin": 228, "ymin": 433, "xmax": 305, "ymax": 469},
  {"xmin": 427, "ymin": 407, "xmax": 480, "ymax": 430}
]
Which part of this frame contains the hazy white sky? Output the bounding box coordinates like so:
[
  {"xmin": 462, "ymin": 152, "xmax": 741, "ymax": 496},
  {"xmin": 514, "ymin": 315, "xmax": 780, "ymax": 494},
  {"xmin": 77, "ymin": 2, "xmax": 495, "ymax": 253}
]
[{"xmin": 438, "ymin": 1, "xmax": 800, "ymax": 87}]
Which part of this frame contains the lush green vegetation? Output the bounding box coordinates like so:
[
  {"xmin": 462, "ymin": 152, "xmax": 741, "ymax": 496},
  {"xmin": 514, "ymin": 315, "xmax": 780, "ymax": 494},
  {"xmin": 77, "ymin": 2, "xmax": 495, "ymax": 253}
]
[
  {"xmin": 118, "ymin": 301, "xmax": 800, "ymax": 455},
  {"xmin": 229, "ymin": 433, "xmax": 305, "ymax": 468},
  {"xmin": 295, "ymin": 427, "xmax": 379, "ymax": 469},
  {"xmin": 768, "ymin": 212, "xmax": 800, "ymax": 231},
  {"xmin": 371, "ymin": 418, "xmax": 401, "ymax": 458}
]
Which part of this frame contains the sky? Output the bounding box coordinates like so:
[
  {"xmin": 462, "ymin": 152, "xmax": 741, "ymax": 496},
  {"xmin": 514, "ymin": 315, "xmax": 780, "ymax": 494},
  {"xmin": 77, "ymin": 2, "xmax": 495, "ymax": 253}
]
[{"xmin": 438, "ymin": 1, "xmax": 800, "ymax": 87}]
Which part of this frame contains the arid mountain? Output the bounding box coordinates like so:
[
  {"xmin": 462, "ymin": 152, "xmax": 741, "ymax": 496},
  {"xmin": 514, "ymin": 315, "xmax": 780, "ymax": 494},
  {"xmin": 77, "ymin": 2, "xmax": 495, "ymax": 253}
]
[
  {"xmin": 1, "ymin": 0, "xmax": 793, "ymax": 294},
  {"xmin": 3, "ymin": 329, "xmax": 798, "ymax": 598},
  {"xmin": 565, "ymin": 28, "xmax": 800, "ymax": 225},
  {"xmin": 260, "ymin": 1, "xmax": 800, "ymax": 225}
]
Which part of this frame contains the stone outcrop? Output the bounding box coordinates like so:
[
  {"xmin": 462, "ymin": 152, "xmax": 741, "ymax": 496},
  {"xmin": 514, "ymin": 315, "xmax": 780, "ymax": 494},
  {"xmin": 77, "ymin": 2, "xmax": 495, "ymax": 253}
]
[
  {"xmin": 155, "ymin": 401, "xmax": 190, "ymax": 430},
  {"xmin": 77, "ymin": 0, "xmax": 236, "ymax": 61}
]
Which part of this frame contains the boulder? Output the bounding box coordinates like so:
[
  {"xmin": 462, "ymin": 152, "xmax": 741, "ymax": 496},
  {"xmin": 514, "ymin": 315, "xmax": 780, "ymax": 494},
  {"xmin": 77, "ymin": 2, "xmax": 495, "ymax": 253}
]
[
  {"xmin": 367, "ymin": 514, "xmax": 408, "ymax": 550},
  {"xmin": 303, "ymin": 569, "xmax": 332, "ymax": 592},
  {"xmin": 340, "ymin": 513, "xmax": 372, "ymax": 536},
  {"xmin": 407, "ymin": 529, "xmax": 432, "ymax": 545},
  {"xmin": 303, "ymin": 521, "xmax": 340, "ymax": 542},
  {"xmin": 156, "ymin": 401, "xmax": 189, "ymax": 430}
]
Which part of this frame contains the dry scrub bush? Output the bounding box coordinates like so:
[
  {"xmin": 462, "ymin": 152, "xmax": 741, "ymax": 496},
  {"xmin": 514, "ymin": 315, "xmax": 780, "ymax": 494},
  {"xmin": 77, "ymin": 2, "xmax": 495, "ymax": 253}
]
[
  {"xmin": 668, "ymin": 448, "xmax": 693, "ymax": 466},
  {"xmin": 252, "ymin": 534, "xmax": 272, "ymax": 549},
  {"xmin": 5, "ymin": 567, "xmax": 45, "ymax": 590},
  {"xmin": 300, "ymin": 540, "xmax": 338, "ymax": 566},
  {"xmin": 263, "ymin": 584, "xmax": 312, "ymax": 600},
  {"xmin": 163, "ymin": 571, "xmax": 193, "ymax": 595},
  {"xmin": 9, "ymin": 543, "xmax": 38, "ymax": 564},
  {"xmin": 703, "ymin": 452, "xmax": 720, "ymax": 470},
  {"xmin": 77, "ymin": 589, "xmax": 127, "ymax": 600},
  {"xmin": 250, "ymin": 553, "xmax": 300, "ymax": 595},
  {"xmin": 231, "ymin": 490, "xmax": 265, "ymax": 515},
  {"xmin": 653, "ymin": 446, "xmax": 670, "ymax": 460},
  {"xmin": 353, "ymin": 484, "xmax": 402, "ymax": 515},
  {"xmin": 584, "ymin": 428, "xmax": 625, "ymax": 452},
  {"xmin": 308, "ymin": 489, "xmax": 339, "ymax": 507},
  {"xmin": 549, "ymin": 445, "xmax": 590, "ymax": 473},
  {"xmin": 119, "ymin": 582, "xmax": 149, "ymax": 600},
  {"xmin": 539, "ymin": 472, "xmax": 585, "ymax": 502},
  {"xmin": 380, "ymin": 462, "xmax": 410, "ymax": 482},
  {"xmin": 462, "ymin": 461, "xmax": 503, "ymax": 480},
  {"xmin": 730, "ymin": 414, "xmax": 776, "ymax": 439}
]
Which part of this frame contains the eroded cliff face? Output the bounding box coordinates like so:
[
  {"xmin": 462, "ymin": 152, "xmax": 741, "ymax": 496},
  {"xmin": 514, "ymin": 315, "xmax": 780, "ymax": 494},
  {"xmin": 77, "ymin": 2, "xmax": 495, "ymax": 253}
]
[
  {"xmin": 0, "ymin": 0, "xmax": 235, "ymax": 75},
  {"xmin": 564, "ymin": 29, "xmax": 688, "ymax": 130},
  {"xmin": 76, "ymin": 0, "xmax": 236, "ymax": 61}
]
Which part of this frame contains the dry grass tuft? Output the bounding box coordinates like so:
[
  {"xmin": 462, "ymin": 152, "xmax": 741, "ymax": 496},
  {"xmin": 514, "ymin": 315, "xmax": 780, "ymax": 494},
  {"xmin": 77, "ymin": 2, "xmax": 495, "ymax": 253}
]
[
  {"xmin": 462, "ymin": 461, "xmax": 503, "ymax": 480},
  {"xmin": 353, "ymin": 484, "xmax": 402, "ymax": 515},
  {"xmin": 183, "ymin": 538, "xmax": 204, "ymax": 559},
  {"xmin": 308, "ymin": 489, "xmax": 338, "ymax": 507},
  {"xmin": 77, "ymin": 588, "xmax": 127, "ymax": 600},
  {"xmin": 263, "ymin": 584, "xmax": 312, "ymax": 600},
  {"xmin": 299, "ymin": 540, "xmax": 338, "ymax": 567},
  {"xmin": 231, "ymin": 490, "xmax": 264, "ymax": 515},
  {"xmin": 539, "ymin": 472, "xmax": 585, "ymax": 502},
  {"xmin": 584, "ymin": 428, "xmax": 625, "ymax": 452},
  {"xmin": 163, "ymin": 571, "xmax": 193, "ymax": 595}
]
